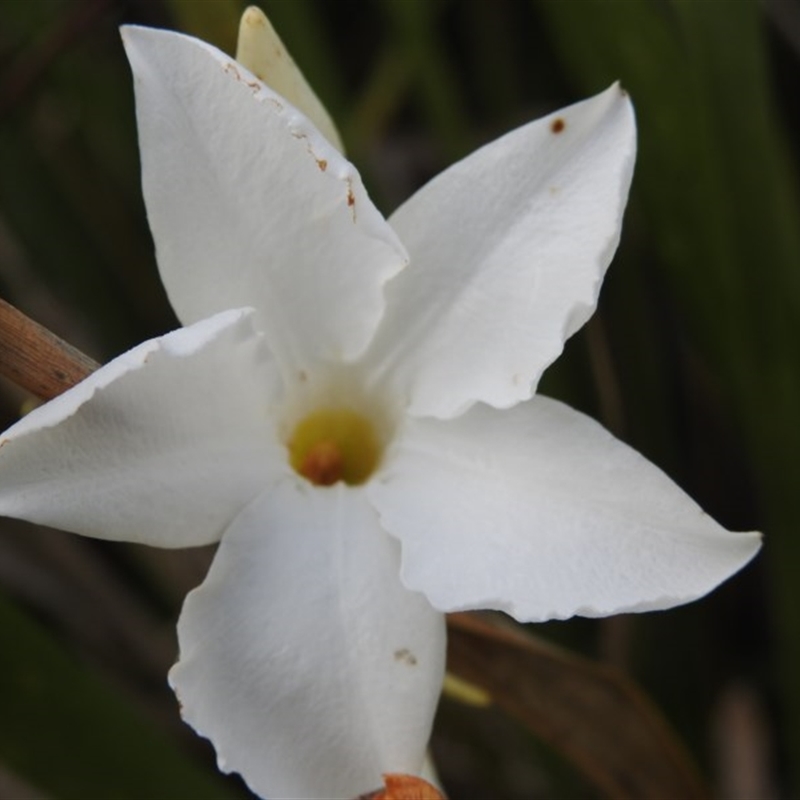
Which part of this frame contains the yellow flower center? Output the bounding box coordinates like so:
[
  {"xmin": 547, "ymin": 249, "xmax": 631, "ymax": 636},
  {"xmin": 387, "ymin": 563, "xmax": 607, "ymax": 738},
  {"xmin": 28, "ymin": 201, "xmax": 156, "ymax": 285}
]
[{"xmin": 288, "ymin": 408, "xmax": 382, "ymax": 486}]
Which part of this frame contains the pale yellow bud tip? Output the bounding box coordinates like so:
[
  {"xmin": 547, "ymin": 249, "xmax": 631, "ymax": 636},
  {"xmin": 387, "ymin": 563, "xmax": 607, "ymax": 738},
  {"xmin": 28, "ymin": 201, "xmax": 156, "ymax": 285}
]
[
  {"xmin": 235, "ymin": 5, "xmax": 345, "ymax": 152},
  {"xmin": 236, "ymin": 6, "xmax": 277, "ymax": 84}
]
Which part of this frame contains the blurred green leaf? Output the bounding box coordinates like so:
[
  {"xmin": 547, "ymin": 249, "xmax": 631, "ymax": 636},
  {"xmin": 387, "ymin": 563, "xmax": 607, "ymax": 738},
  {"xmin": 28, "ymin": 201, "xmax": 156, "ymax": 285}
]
[
  {"xmin": 447, "ymin": 613, "xmax": 708, "ymax": 800},
  {"xmin": 166, "ymin": 0, "xmax": 243, "ymax": 56},
  {"xmin": 379, "ymin": 0, "xmax": 473, "ymax": 159},
  {"xmin": 537, "ymin": 0, "xmax": 800, "ymax": 785},
  {"xmin": 0, "ymin": 592, "xmax": 242, "ymax": 800}
]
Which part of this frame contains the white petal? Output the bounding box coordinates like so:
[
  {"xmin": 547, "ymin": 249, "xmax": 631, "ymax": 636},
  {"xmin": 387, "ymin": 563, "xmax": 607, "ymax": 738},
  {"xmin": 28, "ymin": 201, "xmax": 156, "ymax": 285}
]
[
  {"xmin": 369, "ymin": 397, "xmax": 761, "ymax": 621},
  {"xmin": 0, "ymin": 309, "xmax": 287, "ymax": 548},
  {"xmin": 122, "ymin": 26, "xmax": 407, "ymax": 376},
  {"xmin": 362, "ymin": 84, "xmax": 636, "ymax": 418},
  {"xmin": 170, "ymin": 483, "xmax": 445, "ymax": 800}
]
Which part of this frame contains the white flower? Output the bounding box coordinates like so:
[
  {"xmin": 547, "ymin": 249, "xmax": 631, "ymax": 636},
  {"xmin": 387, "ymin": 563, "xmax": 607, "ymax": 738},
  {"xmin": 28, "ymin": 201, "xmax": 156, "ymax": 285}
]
[{"xmin": 0, "ymin": 23, "xmax": 760, "ymax": 800}]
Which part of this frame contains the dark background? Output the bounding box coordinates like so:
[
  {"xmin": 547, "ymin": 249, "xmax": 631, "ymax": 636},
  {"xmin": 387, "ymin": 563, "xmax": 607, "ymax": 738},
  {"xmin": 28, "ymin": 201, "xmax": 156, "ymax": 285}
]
[{"xmin": 1, "ymin": 1, "xmax": 797, "ymax": 797}]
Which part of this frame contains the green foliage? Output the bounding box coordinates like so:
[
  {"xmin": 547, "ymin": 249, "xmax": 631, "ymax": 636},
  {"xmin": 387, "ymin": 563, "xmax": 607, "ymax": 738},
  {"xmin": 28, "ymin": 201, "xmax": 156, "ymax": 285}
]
[
  {"xmin": 0, "ymin": 592, "xmax": 242, "ymax": 798},
  {"xmin": 1, "ymin": 0, "xmax": 796, "ymax": 795},
  {"xmin": 538, "ymin": 0, "xmax": 800, "ymax": 785}
]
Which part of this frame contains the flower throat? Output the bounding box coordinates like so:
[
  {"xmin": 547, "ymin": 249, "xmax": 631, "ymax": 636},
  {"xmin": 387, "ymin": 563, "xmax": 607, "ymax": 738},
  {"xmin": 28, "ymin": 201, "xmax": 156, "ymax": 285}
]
[{"xmin": 288, "ymin": 408, "xmax": 381, "ymax": 486}]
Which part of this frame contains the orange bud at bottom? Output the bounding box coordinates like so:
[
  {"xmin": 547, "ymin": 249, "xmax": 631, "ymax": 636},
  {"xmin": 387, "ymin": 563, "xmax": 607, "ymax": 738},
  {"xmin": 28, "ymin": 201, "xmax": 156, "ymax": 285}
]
[{"xmin": 357, "ymin": 773, "xmax": 445, "ymax": 800}]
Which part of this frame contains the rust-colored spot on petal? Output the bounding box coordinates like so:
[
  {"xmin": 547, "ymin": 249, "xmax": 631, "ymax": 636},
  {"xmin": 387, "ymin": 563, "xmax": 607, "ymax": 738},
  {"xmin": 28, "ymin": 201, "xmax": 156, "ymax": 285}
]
[
  {"xmin": 393, "ymin": 648, "xmax": 418, "ymax": 666},
  {"xmin": 357, "ymin": 774, "xmax": 444, "ymax": 800},
  {"xmin": 224, "ymin": 62, "xmax": 242, "ymax": 81},
  {"xmin": 345, "ymin": 180, "xmax": 357, "ymax": 222},
  {"xmin": 317, "ymin": 158, "xmax": 328, "ymax": 172},
  {"xmin": 223, "ymin": 62, "xmax": 260, "ymax": 95},
  {"xmin": 550, "ymin": 117, "xmax": 565, "ymax": 134}
]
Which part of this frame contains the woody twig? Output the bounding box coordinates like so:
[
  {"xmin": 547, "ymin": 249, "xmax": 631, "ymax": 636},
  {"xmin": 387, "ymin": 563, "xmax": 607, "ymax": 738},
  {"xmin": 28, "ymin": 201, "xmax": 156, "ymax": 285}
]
[{"xmin": 0, "ymin": 296, "xmax": 100, "ymax": 401}]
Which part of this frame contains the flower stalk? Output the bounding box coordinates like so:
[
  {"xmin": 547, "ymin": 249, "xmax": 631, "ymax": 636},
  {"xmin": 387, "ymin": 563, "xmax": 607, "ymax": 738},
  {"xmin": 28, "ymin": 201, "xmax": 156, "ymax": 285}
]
[{"xmin": 0, "ymin": 297, "xmax": 99, "ymax": 401}]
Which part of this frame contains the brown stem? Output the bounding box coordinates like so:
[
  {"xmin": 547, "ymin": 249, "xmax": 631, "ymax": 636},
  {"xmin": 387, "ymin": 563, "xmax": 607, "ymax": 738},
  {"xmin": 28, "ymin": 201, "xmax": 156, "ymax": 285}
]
[{"xmin": 0, "ymin": 297, "xmax": 100, "ymax": 401}]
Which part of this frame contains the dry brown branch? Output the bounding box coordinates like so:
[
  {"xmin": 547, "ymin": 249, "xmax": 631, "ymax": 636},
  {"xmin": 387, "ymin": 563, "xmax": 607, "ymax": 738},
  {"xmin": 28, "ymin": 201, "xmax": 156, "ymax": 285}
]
[{"xmin": 0, "ymin": 296, "xmax": 100, "ymax": 401}]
